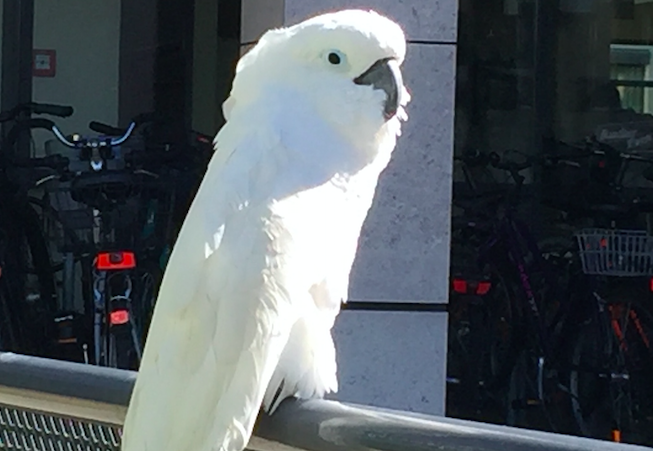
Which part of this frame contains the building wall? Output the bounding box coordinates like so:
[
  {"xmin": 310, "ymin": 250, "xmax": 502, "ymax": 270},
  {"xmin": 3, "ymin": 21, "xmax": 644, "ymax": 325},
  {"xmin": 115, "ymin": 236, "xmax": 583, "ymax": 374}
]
[
  {"xmin": 31, "ymin": 0, "xmax": 121, "ymax": 149},
  {"xmin": 241, "ymin": 0, "xmax": 457, "ymax": 415}
]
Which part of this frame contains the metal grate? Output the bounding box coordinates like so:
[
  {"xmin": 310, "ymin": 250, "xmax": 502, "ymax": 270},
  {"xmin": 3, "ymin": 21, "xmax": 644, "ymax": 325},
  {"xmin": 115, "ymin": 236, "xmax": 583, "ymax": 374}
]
[{"xmin": 0, "ymin": 406, "xmax": 121, "ymax": 451}]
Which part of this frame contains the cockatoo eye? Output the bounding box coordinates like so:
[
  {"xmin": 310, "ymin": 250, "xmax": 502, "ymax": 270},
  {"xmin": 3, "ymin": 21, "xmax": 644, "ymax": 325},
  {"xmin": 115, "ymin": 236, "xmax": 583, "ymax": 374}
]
[{"xmin": 326, "ymin": 50, "xmax": 346, "ymax": 65}]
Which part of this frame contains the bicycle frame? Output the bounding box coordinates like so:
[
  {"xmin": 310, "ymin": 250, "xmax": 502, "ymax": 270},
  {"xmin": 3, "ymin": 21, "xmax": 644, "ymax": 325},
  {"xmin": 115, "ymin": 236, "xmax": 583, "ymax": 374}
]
[
  {"xmin": 477, "ymin": 211, "xmax": 553, "ymax": 355},
  {"xmin": 608, "ymin": 302, "xmax": 651, "ymax": 353}
]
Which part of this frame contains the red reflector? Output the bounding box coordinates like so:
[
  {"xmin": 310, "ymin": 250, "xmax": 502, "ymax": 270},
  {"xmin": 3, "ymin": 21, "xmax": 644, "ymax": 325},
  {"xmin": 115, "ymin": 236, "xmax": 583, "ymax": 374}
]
[
  {"xmin": 649, "ymin": 277, "xmax": 653, "ymax": 293},
  {"xmin": 598, "ymin": 160, "xmax": 606, "ymax": 168},
  {"xmin": 452, "ymin": 278, "xmax": 468, "ymax": 294},
  {"xmin": 110, "ymin": 309, "xmax": 130, "ymax": 325},
  {"xmin": 96, "ymin": 251, "xmax": 136, "ymax": 270},
  {"xmin": 476, "ymin": 281, "xmax": 492, "ymax": 295}
]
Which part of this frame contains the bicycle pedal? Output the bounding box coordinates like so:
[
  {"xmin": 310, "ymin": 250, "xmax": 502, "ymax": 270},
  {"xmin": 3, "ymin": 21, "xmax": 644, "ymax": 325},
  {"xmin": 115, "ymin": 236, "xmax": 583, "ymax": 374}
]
[
  {"xmin": 53, "ymin": 312, "xmax": 82, "ymax": 344},
  {"xmin": 511, "ymin": 398, "xmax": 542, "ymax": 410},
  {"xmin": 49, "ymin": 311, "xmax": 88, "ymax": 363}
]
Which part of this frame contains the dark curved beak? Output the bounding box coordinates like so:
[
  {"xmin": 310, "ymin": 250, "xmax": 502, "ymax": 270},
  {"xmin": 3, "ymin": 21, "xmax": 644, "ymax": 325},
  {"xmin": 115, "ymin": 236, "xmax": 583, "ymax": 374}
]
[{"xmin": 354, "ymin": 58, "xmax": 403, "ymax": 120}]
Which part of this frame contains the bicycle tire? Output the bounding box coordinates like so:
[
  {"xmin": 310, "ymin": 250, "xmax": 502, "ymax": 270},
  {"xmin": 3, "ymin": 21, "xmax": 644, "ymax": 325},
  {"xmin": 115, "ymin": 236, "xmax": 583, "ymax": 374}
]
[
  {"xmin": 0, "ymin": 278, "xmax": 19, "ymax": 350},
  {"xmin": 447, "ymin": 215, "xmax": 522, "ymax": 420},
  {"xmin": 569, "ymin": 301, "xmax": 653, "ymax": 444},
  {"xmin": 447, "ymin": 257, "xmax": 521, "ymax": 422},
  {"xmin": 27, "ymin": 195, "xmax": 86, "ymax": 267},
  {"xmin": 0, "ymin": 196, "xmax": 58, "ymax": 355},
  {"xmin": 16, "ymin": 199, "xmax": 58, "ymax": 312},
  {"xmin": 134, "ymin": 261, "xmax": 162, "ymax": 348},
  {"xmin": 501, "ymin": 236, "xmax": 577, "ymax": 433},
  {"xmin": 110, "ymin": 262, "xmax": 162, "ymax": 370},
  {"xmin": 103, "ymin": 269, "xmax": 154, "ymax": 371},
  {"xmin": 506, "ymin": 350, "xmax": 533, "ymax": 427},
  {"xmin": 109, "ymin": 322, "xmax": 139, "ymax": 370}
]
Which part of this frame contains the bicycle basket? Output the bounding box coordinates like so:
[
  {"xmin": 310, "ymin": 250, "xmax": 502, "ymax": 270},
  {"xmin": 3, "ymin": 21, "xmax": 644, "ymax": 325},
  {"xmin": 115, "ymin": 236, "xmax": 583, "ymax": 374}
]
[{"xmin": 575, "ymin": 228, "xmax": 653, "ymax": 276}]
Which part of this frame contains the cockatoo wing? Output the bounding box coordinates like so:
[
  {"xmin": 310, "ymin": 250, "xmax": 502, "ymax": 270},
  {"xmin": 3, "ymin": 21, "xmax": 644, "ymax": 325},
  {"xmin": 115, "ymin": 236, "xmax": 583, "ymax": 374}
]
[
  {"xmin": 262, "ymin": 280, "xmax": 339, "ymax": 413},
  {"xmin": 121, "ymin": 111, "xmax": 298, "ymax": 451},
  {"xmin": 262, "ymin": 226, "xmax": 362, "ymax": 413}
]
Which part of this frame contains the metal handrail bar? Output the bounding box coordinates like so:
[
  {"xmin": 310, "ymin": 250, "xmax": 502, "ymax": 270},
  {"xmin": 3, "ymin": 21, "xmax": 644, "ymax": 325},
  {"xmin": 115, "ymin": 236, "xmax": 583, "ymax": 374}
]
[{"xmin": 0, "ymin": 352, "xmax": 649, "ymax": 451}]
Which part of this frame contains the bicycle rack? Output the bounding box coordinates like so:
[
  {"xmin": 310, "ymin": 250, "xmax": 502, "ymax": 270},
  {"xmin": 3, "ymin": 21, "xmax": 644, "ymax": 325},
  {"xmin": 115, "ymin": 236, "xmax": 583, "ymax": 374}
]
[{"xmin": 0, "ymin": 352, "xmax": 648, "ymax": 451}]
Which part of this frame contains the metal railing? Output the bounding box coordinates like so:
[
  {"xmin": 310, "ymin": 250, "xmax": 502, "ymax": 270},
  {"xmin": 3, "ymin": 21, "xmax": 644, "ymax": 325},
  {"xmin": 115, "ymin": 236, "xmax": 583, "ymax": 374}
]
[{"xmin": 0, "ymin": 352, "xmax": 649, "ymax": 451}]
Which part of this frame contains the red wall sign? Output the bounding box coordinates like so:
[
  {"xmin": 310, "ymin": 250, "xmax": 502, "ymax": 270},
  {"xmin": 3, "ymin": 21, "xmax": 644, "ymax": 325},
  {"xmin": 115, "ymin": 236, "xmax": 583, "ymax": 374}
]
[{"xmin": 33, "ymin": 49, "xmax": 57, "ymax": 77}]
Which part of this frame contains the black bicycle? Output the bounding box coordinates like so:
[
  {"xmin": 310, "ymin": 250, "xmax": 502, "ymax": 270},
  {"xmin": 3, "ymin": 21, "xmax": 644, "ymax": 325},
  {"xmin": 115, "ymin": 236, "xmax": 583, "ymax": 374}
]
[
  {"xmin": 448, "ymin": 149, "xmax": 577, "ymax": 428},
  {"xmin": 450, "ymin": 140, "xmax": 653, "ymax": 444},
  {"xmin": 6, "ymin": 113, "xmax": 211, "ymax": 369},
  {"xmin": 543, "ymin": 138, "xmax": 653, "ymax": 444},
  {"xmin": 0, "ymin": 102, "xmax": 74, "ymax": 356}
]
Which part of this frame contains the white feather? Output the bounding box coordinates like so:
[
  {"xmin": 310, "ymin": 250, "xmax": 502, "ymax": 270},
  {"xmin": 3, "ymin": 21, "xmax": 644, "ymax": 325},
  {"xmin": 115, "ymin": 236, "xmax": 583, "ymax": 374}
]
[{"xmin": 121, "ymin": 9, "xmax": 409, "ymax": 451}]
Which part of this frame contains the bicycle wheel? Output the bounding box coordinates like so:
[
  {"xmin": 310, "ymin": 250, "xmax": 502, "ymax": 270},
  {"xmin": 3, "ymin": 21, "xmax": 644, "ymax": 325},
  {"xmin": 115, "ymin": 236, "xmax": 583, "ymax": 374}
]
[
  {"xmin": 447, "ymin": 259, "xmax": 519, "ymax": 423},
  {"xmin": 480, "ymin": 264, "xmax": 520, "ymax": 396},
  {"xmin": 502, "ymin": 236, "xmax": 576, "ymax": 433},
  {"xmin": 569, "ymin": 301, "xmax": 653, "ymax": 444},
  {"xmin": 27, "ymin": 195, "xmax": 86, "ymax": 274},
  {"xmin": 506, "ymin": 349, "xmax": 536, "ymax": 428},
  {"xmin": 0, "ymin": 197, "xmax": 58, "ymax": 355},
  {"xmin": 108, "ymin": 324, "xmax": 139, "ymax": 370},
  {"xmin": 133, "ymin": 262, "xmax": 162, "ymax": 347},
  {"xmin": 100, "ymin": 271, "xmax": 139, "ymax": 370},
  {"xmin": 0, "ymin": 277, "xmax": 19, "ymax": 350}
]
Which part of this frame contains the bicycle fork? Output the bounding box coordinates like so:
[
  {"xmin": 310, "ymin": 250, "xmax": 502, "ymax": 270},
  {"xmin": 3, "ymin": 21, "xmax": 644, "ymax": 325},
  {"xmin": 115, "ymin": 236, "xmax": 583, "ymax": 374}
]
[
  {"xmin": 515, "ymin": 260, "xmax": 549, "ymax": 404},
  {"xmin": 595, "ymin": 293, "xmax": 631, "ymax": 382},
  {"xmin": 594, "ymin": 293, "xmax": 633, "ymax": 442}
]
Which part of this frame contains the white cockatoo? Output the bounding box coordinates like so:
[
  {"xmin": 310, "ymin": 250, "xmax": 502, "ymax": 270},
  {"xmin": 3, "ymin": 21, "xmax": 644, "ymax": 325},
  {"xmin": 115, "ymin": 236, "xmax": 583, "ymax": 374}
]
[{"xmin": 121, "ymin": 9, "xmax": 410, "ymax": 451}]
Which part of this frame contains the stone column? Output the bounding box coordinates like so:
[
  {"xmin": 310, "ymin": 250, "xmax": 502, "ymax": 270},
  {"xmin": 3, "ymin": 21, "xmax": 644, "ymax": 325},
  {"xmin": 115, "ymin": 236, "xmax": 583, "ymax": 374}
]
[{"xmin": 241, "ymin": 0, "xmax": 457, "ymax": 416}]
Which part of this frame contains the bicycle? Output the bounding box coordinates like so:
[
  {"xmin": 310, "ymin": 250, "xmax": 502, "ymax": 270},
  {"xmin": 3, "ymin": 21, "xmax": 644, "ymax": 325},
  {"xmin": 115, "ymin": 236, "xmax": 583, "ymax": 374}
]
[
  {"xmin": 0, "ymin": 102, "xmax": 74, "ymax": 356},
  {"xmin": 4, "ymin": 114, "xmax": 163, "ymax": 368},
  {"xmin": 448, "ymin": 149, "xmax": 578, "ymax": 428},
  {"xmin": 543, "ymin": 138, "xmax": 653, "ymax": 444},
  {"xmin": 10, "ymin": 113, "xmax": 211, "ymax": 369},
  {"xmin": 84, "ymin": 117, "xmax": 213, "ymax": 353}
]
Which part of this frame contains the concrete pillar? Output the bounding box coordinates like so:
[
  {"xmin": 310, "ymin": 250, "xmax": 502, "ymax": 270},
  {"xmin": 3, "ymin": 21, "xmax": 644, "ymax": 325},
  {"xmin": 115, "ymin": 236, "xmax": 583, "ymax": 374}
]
[{"xmin": 242, "ymin": 0, "xmax": 457, "ymax": 416}]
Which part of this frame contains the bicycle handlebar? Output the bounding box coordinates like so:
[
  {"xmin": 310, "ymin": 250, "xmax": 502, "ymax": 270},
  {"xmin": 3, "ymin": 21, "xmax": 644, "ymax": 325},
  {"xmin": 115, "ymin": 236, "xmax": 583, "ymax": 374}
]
[
  {"xmin": 88, "ymin": 121, "xmax": 124, "ymax": 136},
  {"xmin": 551, "ymin": 138, "xmax": 653, "ymax": 164},
  {"xmin": 458, "ymin": 140, "xmax": 653, "ymax": 176},
  {"xmin": 88, "ymin": 112, "xmax": 160, "ymax": 137},
  {"xmin": 492, "ymin": 155, "xmax": 533, "ymax": 172},
  {"xmin": 4, "ymin": 117, "xmax": 137, "ymax": 149},
  {"xmin": 0, "ymin": 102, "xmax": 74, "ymax": 123},
  {"xmin": 30, "ymin": 103, "xmax": 74, "ymax": 118},
  {"xmin": 455, "ymin": 150, "xmax": 534, "ymax": 172},
  {"xmin": 454, "ymin": 150, "xmax": 498, "ymax": 168},
  {"xmin": 57, "ymin": 122, "xmax": 136, "ymax": 148},
  {"xmin": 11, "ymin": 154, "xmax": 70, "ymax": 171},
  {"xmin": 3, "ymin": 112, "xmax": 199, "ymax": 179}
]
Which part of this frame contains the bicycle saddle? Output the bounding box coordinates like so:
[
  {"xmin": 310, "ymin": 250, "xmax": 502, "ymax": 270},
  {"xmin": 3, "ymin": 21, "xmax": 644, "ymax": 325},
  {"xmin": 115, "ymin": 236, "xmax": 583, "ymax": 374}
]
[{"xmin": 70, "ymin": 171, "xmax": 138, "ymax": 210}]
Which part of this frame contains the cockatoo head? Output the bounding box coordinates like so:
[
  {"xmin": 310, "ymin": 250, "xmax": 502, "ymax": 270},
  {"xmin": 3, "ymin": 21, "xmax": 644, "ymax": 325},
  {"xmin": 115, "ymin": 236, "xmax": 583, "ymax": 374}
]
[{"xmin": 226, "ymin": 9, "xmax": 410, "ymax": 142}]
